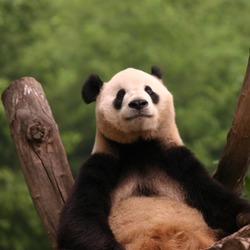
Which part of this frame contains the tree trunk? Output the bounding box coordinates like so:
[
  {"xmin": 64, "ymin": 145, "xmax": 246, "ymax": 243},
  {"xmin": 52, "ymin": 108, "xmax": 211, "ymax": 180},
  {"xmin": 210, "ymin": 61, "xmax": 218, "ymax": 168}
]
[
  {"xmin": 214, "ymin": 54, "xmax": 250, "ymax": 195},
  {"xmin": 1, "ymin": 77, "xmax": 74, "ymax": 249},
  {"xmin": 207, "ymin": 53, "xmax": 250, "ymax": 249}
]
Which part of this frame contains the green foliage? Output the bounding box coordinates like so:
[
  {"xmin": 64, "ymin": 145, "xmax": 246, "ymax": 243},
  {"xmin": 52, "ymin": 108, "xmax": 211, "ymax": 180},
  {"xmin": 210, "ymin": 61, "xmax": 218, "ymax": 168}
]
[
  {"xmin": 1, "ymin": 0, "xmax": 250, "ymax": 248},
  {"xmin": 0, "ymin": 168, "xmax": 49, "ymax": 250}
]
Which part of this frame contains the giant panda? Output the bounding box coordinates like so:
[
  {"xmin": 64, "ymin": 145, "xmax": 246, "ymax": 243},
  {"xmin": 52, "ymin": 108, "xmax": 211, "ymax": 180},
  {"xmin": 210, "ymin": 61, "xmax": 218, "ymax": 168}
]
[{"xmin": 57, "ymin": 67, "xmax": 250, "ymax": 250}]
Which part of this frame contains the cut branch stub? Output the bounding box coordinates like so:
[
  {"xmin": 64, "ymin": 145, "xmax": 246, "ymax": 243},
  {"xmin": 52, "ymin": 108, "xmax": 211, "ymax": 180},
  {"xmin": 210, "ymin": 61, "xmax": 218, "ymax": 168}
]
[
  {"xmin": 27, "ymin": 120, "xmax": 48, "ymax": 143},
  {"xmin": 1, "ymin": 77, "xmax": 74, "ymax": 249},
  {"xmin": 214, "ymin": 55, "xmax": 250, "ymax": 194}
]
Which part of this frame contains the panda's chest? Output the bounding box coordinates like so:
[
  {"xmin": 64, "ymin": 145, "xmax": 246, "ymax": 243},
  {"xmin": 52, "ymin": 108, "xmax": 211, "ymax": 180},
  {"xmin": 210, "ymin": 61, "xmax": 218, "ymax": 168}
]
[{"xmin": 111, "ymin": 166, "xmax": 185, "ymax": 206}]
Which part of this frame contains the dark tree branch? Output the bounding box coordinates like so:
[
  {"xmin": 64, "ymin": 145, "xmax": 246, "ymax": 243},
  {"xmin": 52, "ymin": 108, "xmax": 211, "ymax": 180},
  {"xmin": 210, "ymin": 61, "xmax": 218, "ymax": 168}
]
[{"xmin": 214, "ymin": 53, "xmax": 250, "ymax": 195}]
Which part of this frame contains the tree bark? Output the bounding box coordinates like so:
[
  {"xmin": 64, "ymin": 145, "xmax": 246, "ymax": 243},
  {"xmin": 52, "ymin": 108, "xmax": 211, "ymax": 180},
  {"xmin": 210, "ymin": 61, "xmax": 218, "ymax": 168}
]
[
  {"xmin": 206, "ymin": 225, "xmax": 250, "ymax": 250},
  {"xmin": 214, "ymin": 54, "xmax": 250, "ymax": 195},
  {"xmin": 1, "ymin": 77, "xmax": 74, "ymax": 249}
]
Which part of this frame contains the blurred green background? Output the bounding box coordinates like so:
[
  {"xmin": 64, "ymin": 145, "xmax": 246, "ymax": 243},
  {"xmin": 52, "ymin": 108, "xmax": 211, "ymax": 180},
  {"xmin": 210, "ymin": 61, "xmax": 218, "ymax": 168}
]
[{"xmin": 0, "ymin": 0, "xmax": 250, "ymax": 249}]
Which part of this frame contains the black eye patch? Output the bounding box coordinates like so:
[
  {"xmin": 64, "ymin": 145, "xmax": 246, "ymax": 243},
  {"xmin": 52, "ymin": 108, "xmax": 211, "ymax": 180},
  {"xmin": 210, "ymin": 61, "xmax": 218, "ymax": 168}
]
[
  {"xmin": 113, "ymin": 88, "xmax": 126, "ymax": 110},
  {"xmin": 145, "ymin": 86, "xmax": 159, "ymax": 104}
]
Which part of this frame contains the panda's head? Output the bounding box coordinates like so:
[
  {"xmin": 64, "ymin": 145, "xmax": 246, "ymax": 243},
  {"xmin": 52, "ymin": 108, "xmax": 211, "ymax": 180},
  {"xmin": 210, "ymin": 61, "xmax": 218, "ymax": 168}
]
[{"xmin": 82, "ymin": 67, "xmax": 183, "ymax": 146}]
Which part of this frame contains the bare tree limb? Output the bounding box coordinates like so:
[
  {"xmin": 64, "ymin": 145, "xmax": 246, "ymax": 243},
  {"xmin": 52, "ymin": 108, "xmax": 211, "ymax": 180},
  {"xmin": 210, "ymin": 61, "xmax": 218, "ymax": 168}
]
[
  {"xmin": 206, "ymin": 225, "xmax": 250, "ymax": 250},
  {"xmin": 214, "ymin": 53, "xmax": 250, "ymax": 195},
  {"xmin": 1, "ymin": 77, "xmax": 74, "ymax": 249}
]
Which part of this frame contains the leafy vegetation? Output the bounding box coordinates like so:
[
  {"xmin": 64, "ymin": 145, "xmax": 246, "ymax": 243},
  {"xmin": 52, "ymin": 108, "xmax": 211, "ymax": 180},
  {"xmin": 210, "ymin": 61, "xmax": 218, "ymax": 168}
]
[{"xmin": 1, "ymin": 0, "xmax": 250, "ymax": 248}]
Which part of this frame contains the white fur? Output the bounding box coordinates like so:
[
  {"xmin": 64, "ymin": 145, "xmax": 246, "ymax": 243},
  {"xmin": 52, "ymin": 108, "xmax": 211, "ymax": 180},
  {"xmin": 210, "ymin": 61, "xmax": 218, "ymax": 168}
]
[{"xmin": 93, "ymin": 68, "xmax": 183, "ymax": 153}]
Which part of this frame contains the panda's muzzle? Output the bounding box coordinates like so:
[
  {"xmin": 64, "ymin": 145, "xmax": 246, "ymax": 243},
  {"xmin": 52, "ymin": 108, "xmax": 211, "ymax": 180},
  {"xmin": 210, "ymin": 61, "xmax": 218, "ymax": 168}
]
[
  {"xmin": 126, "ymin": 99, "xmax": 152, "ymax": 120},
  {"xmin": 128, "ymin": 99, "xmax": 148, "ymax": 110}
]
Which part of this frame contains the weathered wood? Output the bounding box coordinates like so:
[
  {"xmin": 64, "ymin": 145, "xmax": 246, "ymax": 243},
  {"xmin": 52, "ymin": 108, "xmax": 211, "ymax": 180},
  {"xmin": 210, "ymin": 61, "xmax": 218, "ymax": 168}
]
[
  {"xmin": 1, "ymin": 77, "xmax": 74, "ymax": 249},
  {"xmin": 206, "ymin": 225, "xmax": 250, "ymax": 250},
  {"xmin": 214, "ymin": 54, "xmax": 250, "ymax": 194}
]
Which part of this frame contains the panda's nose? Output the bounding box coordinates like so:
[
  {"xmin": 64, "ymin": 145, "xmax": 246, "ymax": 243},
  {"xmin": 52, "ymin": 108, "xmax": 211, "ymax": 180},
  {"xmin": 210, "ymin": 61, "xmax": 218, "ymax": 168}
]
[{"xmin": 128, "ymin": 99, "xmax": 148, "ymax": 110}]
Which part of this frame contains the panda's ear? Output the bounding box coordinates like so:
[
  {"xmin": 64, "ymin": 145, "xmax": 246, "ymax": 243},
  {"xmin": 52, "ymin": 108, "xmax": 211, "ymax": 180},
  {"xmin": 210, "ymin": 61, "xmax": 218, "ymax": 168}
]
[
  {"xmin": 82, "ymin": 74, "xmax": 103, "ymax": 103},
  {"xmin": 151, "ymin": 66, "xmax": 162, "ymax": 79}
]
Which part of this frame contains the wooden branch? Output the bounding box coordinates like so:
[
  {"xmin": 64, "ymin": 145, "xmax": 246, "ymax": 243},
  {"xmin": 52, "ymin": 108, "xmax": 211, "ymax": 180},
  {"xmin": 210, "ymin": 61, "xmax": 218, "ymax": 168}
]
[
  {"xmin": 214, "ymin": 54, "xmax": 250, "ymax": 194},
  {"xmin": 206, "ymin": 225, "xmax": 250, "ymax": 250},
  {"xmin": 1, "ymin": 77, "xmax": 74, "ymax": 249}
]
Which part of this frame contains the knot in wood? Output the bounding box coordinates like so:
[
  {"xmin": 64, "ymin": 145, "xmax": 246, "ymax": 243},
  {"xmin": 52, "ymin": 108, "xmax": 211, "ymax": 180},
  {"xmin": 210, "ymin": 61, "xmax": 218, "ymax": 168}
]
[{"xmin": 27, "ymin": 122, "xmax": 47, "ymax": 143}]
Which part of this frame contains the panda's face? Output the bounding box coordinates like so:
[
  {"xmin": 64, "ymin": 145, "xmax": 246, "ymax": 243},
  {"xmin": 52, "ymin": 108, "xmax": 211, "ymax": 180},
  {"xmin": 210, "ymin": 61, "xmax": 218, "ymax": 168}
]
[{"xmin": 96, "ymin": 68, "xmax": 177, "ymax": 143}]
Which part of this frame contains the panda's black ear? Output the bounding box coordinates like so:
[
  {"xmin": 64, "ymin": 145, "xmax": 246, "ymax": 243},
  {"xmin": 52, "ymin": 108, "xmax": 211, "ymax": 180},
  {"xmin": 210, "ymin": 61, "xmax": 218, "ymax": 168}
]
[
  {"xmin": 82, "ymin": 74, "xmax": 103, "ymax": 103},
  {"xmin": 151, "ymin": 66, "xmax": 162, "ymax": 79}
]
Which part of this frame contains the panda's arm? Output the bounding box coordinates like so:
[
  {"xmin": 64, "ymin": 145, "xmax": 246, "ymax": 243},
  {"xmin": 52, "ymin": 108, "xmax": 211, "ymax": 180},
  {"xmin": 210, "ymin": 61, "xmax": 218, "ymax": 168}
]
[
  {"xmin": 162, "ymin": 146, "xmax": 250, "ymax": 237},
  {"xmin": 57, "ymin": 153, "xmax": 124, "ymax": 250}
]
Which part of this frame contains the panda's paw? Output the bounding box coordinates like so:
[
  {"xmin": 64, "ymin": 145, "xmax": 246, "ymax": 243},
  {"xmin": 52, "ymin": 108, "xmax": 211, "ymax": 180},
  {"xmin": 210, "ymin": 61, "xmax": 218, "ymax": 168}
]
[{"xmin": 236, "ymin": 211, "xmax": 250, "ymax": 228}]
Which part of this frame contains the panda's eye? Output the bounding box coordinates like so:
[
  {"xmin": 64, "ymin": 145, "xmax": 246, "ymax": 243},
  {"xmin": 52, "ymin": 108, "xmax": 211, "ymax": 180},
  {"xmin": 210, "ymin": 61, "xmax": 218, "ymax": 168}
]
[
  {"xmin": 116, "ymin": 89, "xmax": 126, "ymax": 100},
  {"xmin": 113, "ymin": 89, "xmax": 126, "ymax": 110},
  {"xmin": 145, "ymin": 85, "xmax": 159, "ymax": 104},
  {"xmin": 145, "ymin": 86, "xmax": 153, "ymax": 95}
]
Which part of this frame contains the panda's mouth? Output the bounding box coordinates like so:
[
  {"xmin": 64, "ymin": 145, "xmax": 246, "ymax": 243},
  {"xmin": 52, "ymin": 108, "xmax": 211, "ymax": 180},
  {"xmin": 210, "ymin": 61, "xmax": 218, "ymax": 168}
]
[{"xmin": 126, "ymin": 114, "xmax": 153, "ymax": 121}]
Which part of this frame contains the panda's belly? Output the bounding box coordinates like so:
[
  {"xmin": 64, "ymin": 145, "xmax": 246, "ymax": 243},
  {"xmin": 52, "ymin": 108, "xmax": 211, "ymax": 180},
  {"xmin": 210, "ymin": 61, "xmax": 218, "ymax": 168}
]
[
  {"xmin": 111, "ymin": 167, "xmax": 185, "ymax": 206},
  {"xmin": 109, "ymin": 168, "xmax": 217, "ymax": 249},
  {"xmin": 109, "ymin": 197, "xmax": 217, "ymax": 250}
]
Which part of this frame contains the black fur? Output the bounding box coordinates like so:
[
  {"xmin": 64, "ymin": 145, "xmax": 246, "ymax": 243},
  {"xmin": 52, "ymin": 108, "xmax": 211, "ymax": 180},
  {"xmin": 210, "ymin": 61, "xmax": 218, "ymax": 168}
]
[
  {"xmin": 145, "ymin": 85, "xmax": 159, "ymax": 104},
  {"xmin": 57, "ymin": 139, "xmax": 250, "ymax": 249},
  {"xmin": 151, "ymin": 66, "xmax": 162, "ymax": 79},
  {"xmin": 113, "ymin": 89, "xmax": 126, "ymax": 110},
  {"xmin": 57, "ymin": 153, "xmax": 125, "ymax": 250},
  {"xmin": 82, "ymin": 74, "xmax": 103, "ymax": 103}
]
